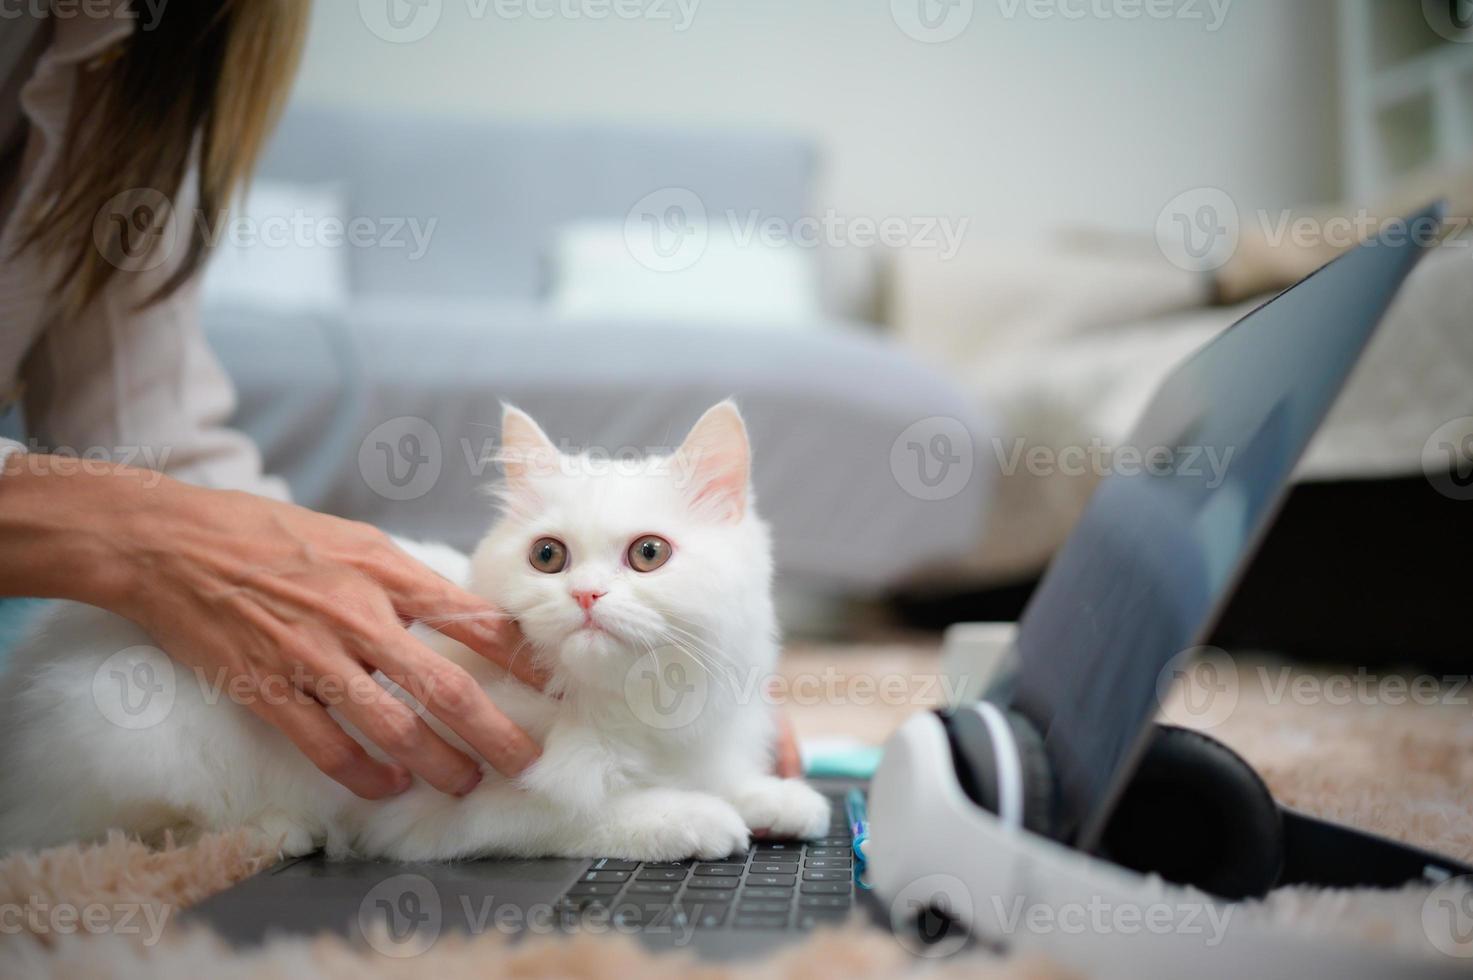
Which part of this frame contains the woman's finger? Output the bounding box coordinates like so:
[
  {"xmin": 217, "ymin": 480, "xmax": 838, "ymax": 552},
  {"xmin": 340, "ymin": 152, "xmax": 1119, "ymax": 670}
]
[
  {"xmin": 253, "ymin": 694, "xmax": 411, "ymax": 800},
  {"xmin": 774, "ymin": 709, "xmax": 803, "ymax": 778},
  {"xmin": 322, "ymin": 657, "xmax": 488, "ymax": 796},
  {"xmin": 366, "ymin": 628, "xmax": 542, "ymax": 779},
  {"xmin": 392, "ymin": 571, "xmax": 550, "ymax": 689}
]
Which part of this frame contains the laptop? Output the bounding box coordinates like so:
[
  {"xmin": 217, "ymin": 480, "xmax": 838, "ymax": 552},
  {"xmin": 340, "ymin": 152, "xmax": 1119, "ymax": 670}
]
[
  {"xmin": 187, "ymin": 779, "xmax": 875, "ymax": 957},
  {"xmin": 186, "ymin": 202, "xmax": 1445, "ymax": 958},
  {"xmin": 1000, "ymin": 200, "xmax": 1445, "ymax": 850}
]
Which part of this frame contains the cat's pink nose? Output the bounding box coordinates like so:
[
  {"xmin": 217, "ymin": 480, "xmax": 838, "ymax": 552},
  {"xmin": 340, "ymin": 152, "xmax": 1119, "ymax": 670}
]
[{"xmin": 573, "ymin": 590, "xmax": 606, "ymax": 611}]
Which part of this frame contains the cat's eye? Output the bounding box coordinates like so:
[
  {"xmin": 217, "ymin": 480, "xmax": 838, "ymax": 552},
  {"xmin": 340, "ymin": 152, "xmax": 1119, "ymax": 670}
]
[
  {"xmin": 627, "ymin": 535, "xmax": 672, "ymax": 572},
  {"xmin": 529, "ymin": 537, "xmax": 568, "ymax": 573}
]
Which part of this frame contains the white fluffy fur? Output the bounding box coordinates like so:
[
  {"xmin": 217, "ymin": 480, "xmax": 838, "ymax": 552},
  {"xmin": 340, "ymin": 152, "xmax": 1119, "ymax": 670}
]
[{"xmin": 0, "ymin": 401, "xmax": 829, "ymax": 861}]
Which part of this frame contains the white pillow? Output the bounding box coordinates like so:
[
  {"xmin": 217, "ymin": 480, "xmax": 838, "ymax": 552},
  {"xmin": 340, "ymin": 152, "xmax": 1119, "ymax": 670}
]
[
  {"xmin": 547, "ymin": 220, "xmax": 823, "ymax": 325},
  {"xmin": 200, "ymin": 180, "xmax": 351, "ymax": 315}
]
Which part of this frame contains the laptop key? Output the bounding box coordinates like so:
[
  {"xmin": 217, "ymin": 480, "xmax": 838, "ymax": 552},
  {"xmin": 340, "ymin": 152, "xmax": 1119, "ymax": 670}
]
[
  {"xmin": 709, "ymin": 852, "xmax": 749, "ymax": 864},
  {"xmin": 661, "ymin": 904, "xmax": 730, "ymax": 930},
  {"xmin": 798, "ymin": 894, "xmax": 851, "ymax": 909},
  {"xmin": 801, "ymin": 881, "xmax": 850, "ymax": 894},
  {"xmin": 733, "ymin": 914, "xmax": 789, "ymax": 929},
  {"xmin": 636, "ymin": 868, "xmax": 687, "ymax": 882},
  {"xmin": 814, "ymin": 837, "xmax": 850, "ymax": 848},
  {"xmin": 804, "ymin": 858, "xmax": 851, "ymax": 870},
  {"xmin": 609, "ymin": 902, "xmax": 666, "ymax": 927},
  {"xmin": 803, "ymin": 869, "xmax": 850, "ymax": 881},
  {"xmin": 751, "ymin": 862, "xmax": 799, "ymax": 875},
  {"xmin": 686, "ymin": 876, "xmax": 739, "ymax": 890},
  {"xmin": 747, "ymin": 874, "xmax": 796, "ymax": 888},
  {"xmin": 806, "ymin": 848, "xmax": 848, "ymax": 858},
  {"xmin": 693, "ymin": 864, "xmax": 743, "ymax": 876},
  {"xmin": 741, "ymin": 887, "xmax": 792, "ymax": 900},
  {"xmin": 567, "ymin": 882, "xmax": 624, "ymax": 896},
  {"xmin": 737, "ymin": 900, "xmax": 791, "ymax": 914},
  {"xmin": 754, "ymin": 843, "xmax": 799, "ymax": 853},
  {"xmin": 587, "ymin": 858, "xmax": 639, "ymax": 872},
  {"xmin": 692, "ymin": 907, "xmax": 729, "ymax": 928},
  {"xmin": 580, "ymin": 870, "xmax": 631, "ymax": 883},
  {"xmin": 686, "ymin": 886, "xmax": 736, "ymax": 901},
  {"xmin": 626, "ymin": 881, "xmax": 680, "ymax": 895}
]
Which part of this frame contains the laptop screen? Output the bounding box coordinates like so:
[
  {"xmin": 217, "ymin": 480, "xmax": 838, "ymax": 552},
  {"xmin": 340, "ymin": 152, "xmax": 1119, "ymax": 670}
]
[{"xmin": 1004, "ymin": 203, "xmax": 1444, "ymax": 848}]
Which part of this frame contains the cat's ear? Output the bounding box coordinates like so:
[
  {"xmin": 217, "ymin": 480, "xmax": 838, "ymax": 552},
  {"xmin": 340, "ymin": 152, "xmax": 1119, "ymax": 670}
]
[
  {"xmin": 676, "ymin": 400, "xmax": 750, "ymax": 523},
  {"xmin": 498, "ymin": 404, "xmax": 560, "ymax": 496}
]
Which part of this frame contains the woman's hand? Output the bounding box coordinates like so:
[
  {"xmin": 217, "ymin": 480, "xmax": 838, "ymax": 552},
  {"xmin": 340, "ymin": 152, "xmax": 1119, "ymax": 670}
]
[
  {"xmin": 773, "ymin": 706, "xmax": 803, "ymax": 778},
  {"xmin": 0, "ymin": 455, "xmax": 542, "ymax": 800}
]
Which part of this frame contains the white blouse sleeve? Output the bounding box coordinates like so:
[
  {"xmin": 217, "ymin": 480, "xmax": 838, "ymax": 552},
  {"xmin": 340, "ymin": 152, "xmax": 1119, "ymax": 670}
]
[
  {"xmin": 17, "ymin": 225, "xmax": 291, "ymax": 500},
  {"xmin": 1, "ymin": 11, "xmax": 289, "ymax": 500}
]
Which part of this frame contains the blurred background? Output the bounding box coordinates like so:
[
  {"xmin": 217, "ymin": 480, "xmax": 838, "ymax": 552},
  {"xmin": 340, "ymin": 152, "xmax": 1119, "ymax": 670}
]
[
  {"xmin": 297, "ymin": 1, "xmax": 1336, "ymax": 238},
  {"xmin": 199, "ymin": 0, "xmax": 1473, "ymax": 660}
]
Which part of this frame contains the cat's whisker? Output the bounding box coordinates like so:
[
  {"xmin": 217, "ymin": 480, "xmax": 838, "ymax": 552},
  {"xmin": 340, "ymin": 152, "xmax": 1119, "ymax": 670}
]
[
  {"xmin": 502, "ymin": 635, "xmax": 535, "ymax": 677},
  {"xmin": 418, "ymin": 602, "xmax": 563, "ymax": 686},
  {"xmin": 654, "ymin": 624, "xmax": 729, "ymax": 671},
  {"xmin": 628, "ymin": 631, "xmax": 663, "ymax": 671},
  {"xmin": 409, "ymin": 609, "xmax": 515, "ymax": 634},
  {"xmin": 652, "ymin": 638, "xmax": 718, "ymax": 689},
  {"xmin": 653, "ymin": 621, "xmax": 731, "ymax": 671},
  {"xmin": 656, "ymin": 617, "xmax": 729, "ymax": 661},
  {"xmin": 644, "ymin": 640, "xmax": 667, "ymax": 683},
  {"xmin": 648, "ymin": 628, "xmax": 736, "ymax": 693}
]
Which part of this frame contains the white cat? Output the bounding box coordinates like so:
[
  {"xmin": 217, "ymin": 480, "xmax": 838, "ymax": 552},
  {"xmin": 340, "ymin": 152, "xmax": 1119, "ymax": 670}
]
[{"xmin": 0, "ymin": 401, "xmax": 829, "ymax": 861}]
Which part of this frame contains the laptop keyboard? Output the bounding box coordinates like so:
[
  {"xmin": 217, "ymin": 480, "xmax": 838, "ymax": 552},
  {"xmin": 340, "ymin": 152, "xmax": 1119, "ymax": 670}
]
[{"xmin": 555, "ymin": 790, "xmax": 856, "ymax": 931}]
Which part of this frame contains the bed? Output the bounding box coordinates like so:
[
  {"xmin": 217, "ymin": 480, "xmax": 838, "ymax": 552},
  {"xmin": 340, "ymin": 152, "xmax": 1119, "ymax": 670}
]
[{"xmin": 203, "ymin": 106, "xmax": 991, "ymax": 595}]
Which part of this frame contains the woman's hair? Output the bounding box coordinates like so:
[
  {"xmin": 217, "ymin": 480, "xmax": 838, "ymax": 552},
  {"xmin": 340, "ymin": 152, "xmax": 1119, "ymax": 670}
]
[{"xmin": 21, "ymin": 0, "xmax": 309, "ymax": 315}]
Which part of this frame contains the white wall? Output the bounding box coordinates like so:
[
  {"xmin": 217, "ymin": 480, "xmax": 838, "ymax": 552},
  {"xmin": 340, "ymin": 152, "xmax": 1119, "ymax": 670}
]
[{"xmin": 293, "ymin": 0, "xmax": 1340, "ymax": 244}]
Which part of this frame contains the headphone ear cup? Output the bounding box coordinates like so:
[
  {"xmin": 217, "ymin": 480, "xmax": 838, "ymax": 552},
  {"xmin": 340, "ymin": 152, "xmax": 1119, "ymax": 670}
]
[
  {"xmin": 940, "ymin": 705, "xmax": 1061, "ymax": 841},
  {"xmin": 1099, "ymin": 725, "xmax": 1283, "ymax": 899},
  {"xmin": 1004, "ymin": 710, "xmax": 1059, "ymax": 840}
]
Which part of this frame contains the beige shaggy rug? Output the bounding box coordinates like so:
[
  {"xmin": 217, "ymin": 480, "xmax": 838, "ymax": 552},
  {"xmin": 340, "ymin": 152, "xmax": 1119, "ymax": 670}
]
[{"xmin": 2, "ymin": 645, "xmax": 1471, "ymax": 977}]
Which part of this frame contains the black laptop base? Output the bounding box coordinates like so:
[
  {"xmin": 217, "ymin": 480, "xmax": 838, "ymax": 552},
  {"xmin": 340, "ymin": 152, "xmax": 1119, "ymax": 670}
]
[{"xmin": 184, "ymin": 780, "xmax": 880, "ymax": 959}]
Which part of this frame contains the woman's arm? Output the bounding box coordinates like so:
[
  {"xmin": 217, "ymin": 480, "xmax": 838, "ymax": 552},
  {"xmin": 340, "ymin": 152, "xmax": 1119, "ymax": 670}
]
[
  {"xmin": 0, "ymin": 452, "xmax": 543, "ymax": 800},
  {"xmin": 0, "ymin": 12, "xmax": 552, "ymax": 802}
]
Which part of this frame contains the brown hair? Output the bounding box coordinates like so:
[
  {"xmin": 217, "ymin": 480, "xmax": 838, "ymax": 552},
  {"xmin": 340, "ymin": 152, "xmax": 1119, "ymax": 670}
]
[{"xmin": 20, "ymin": 0, "xmax": 309, "ymax": 315}]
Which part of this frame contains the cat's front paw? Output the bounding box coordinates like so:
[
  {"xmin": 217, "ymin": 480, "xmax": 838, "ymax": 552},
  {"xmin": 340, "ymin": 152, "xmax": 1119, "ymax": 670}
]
[
  {"xmin": 594, "ymin": 791, "xmax": 749, "ymax": 862},
  {"xmin": 730, "ymin": 777, "xmax": 831, "ymax": 840}
]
